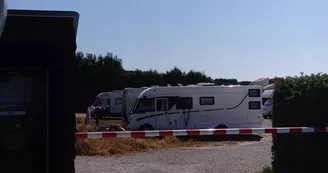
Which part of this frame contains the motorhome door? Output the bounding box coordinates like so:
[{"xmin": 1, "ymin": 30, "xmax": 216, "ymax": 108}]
[{"xmin": 155, "ymin": 98, "xmax": 168, "ymax": 129}]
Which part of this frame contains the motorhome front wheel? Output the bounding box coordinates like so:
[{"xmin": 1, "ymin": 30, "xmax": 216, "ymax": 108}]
[
  {"xmin": 215, "ymin": 124, "xmax": 228, "ymax": 129},
  {"xmin": 139, "ymin": 124, "xmax": 154, "ymax": 131}
]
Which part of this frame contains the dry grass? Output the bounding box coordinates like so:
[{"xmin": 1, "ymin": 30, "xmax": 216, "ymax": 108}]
[
  {"xmin": 75, "ymin": 116, "xmax": 122, "ymax": 132},
  {"xmin": 76, "ymin": 136, "xmax": 197, "ymax": 156},
  {"xmin": 75, "ymin": 116, "xmax": 256, "ymax": 156}
]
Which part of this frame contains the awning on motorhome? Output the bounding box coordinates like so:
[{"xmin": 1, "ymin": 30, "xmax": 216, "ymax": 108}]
[{"xmin": 263, "ymin": 89, "xmax": 274, "ymax": 98}]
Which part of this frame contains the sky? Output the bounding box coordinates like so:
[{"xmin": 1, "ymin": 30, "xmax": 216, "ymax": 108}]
[{"xmin": 8, "ymin": 0, "xmax": 328, "ymax": 81}]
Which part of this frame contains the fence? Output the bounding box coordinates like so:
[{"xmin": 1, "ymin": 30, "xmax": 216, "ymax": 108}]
[{"xmin": 75, "ymin": 127, "xmax": 328, "ymax": 139}]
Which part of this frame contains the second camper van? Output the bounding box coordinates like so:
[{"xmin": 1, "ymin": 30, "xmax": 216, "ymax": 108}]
[{"xmin": 88, "ymin": 90, "xmax": 123, "ymax": 118}]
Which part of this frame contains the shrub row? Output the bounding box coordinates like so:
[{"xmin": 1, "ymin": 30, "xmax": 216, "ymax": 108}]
[{"xmin": 272, "ymin": 73, "xmax": 328, "ymax": 173}]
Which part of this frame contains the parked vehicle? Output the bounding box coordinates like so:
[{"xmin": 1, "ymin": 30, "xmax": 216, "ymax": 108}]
[
  {"xmin": 263, "ymin": 99, "xmax": 273, "ymax": 118},
  {"xmin": 88, "ymin": 92, "xmax": 110, "ymax": 118},
  {"xmin": 262, "ymin": 89, "xmax": 274, "ymax": 118},
  {"xmin": 126, "ymin": 85, "xmax": 264, "ymax": 130},
  {"xmin": 262, "ymin": 89, "xmax": 273, "ymax": 104},
  {"xmin": 87, "ymin": 90, "xmax": 123, "ymax": 118}
]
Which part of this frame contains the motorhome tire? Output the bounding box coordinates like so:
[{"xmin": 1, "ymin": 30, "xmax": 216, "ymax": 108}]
[
  {"xmin": 215, "ymin": 124, "xmax": 228, "ymax": 129},
  {"xmin": 139, "ymin": 124, "xmax": 154, "ymax": 131}
]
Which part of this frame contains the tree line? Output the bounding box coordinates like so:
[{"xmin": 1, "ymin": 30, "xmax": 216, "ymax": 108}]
[{"xmin": 75, "ymin": 52, "xmax": 251, "ymax": 112}]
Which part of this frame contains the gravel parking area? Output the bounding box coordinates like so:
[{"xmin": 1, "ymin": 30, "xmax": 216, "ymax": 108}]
[{"xmin": 75, "ymin": 135, "xmax": 272, "ymax": 173}]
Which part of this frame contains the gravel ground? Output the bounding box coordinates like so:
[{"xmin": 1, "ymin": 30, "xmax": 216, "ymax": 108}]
[
  {"xmin": 262, "ymin": 119, "xmax": 272, "ymax": 128},
  {"xmin": 75, "ymin": 135, "xmax": 272, "ymax": 173}
]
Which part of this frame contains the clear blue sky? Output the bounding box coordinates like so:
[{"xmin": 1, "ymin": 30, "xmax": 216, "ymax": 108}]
[{"xmin": 8, "ymin": 0, "xmax": 328, "ymax": 81}]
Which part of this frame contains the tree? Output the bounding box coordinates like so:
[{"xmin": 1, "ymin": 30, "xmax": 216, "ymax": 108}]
[{"xmin": 75, "ymin": 51, "xmax": 222, "ymax": 112}]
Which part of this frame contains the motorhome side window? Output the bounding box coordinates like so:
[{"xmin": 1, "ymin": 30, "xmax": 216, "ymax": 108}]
[
  {"xmin": 248, "ymin": 89, "xmax": 261, "ymax": 97},
  {"xmin": 176, "ymin": 97, "xmax": 193, "ymax": 110},
  {"xmin": 156, "ymin": 99, "xmax": 168, "ymax": 111},
  {"xmin": 199, "ymin": 97, "xmax": 214, "ymax": 105},
  {"xmin": 249, "ymin": 101, "xmax": 261, "ymax": 109},
  {"xmin": 135, "ymin": 98, "xmax": 155, "ymax": 113}
]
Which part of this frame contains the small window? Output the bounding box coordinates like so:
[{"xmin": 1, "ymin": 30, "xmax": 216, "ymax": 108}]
[
  {"xmin": 156, "ymin": 99, "xmax": 168, "ymax": 111},
  {"xmin": 176, "ymin": 97, "xmax": 193, "ymax": 110},
  {"xmin": 249, "ymin": 89, "xmax": 261, "ymax": 97},
  {"xmin": 199, "ymin": 97, "xmax": 214, "ymax": 105},
  {"xmin": 115, "ymin": 98, "xmax": 122, "ymax": 105},
  {"xmin": 249, "ymin": 101, "xmax": 261, "ymax": 109}
]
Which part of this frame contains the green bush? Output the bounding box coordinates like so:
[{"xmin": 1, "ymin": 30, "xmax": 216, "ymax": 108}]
[
  {"xmin": 259, "ymin": 166, "xmax": 273, "ymax": 173},
  {"xmin": 272, "ymin": 73, "xmax": 328, "ymax": 173}
]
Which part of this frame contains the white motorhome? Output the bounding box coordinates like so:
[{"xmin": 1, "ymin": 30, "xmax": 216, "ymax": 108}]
[
  {"xmin": 87, "ymin": 92, "xmax": 111, "ymax": 118},
  {"xmin": 121, "ymin": 87, "xmax": 148, "ymax": 124},
  {"xmin": 88, "ymin": 90, "xmax": 123, "ymax": 118},
  {"xmin": 126, "ymin": 85, "xmax": 264, "ymax": 130}
]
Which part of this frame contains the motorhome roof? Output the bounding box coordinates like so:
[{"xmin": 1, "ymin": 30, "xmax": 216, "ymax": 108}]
[
  {"xmin": 124, "ymin": 87, "xmax": 148, "ymax": 91},
  {"xmin": 111, "ymin": 90, "xmax": 122, "ymax": 92},
  {"xmin": 138, "ymin": 85, "xmax": 262, "ymax": 98},
  {"xmin": 146, "ymin": 85, "xmax": 261, "ymax": 89},
  {"xmin": 123, "ymin": 87, "xmax": 133, "ymax": 90},
  {"xmin": 96, "ymin": 92, "xmax": 110, "ymax": 97}
]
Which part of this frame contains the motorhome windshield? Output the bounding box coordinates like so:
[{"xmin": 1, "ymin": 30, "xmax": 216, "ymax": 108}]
[
  {"xmin": 133, "ymin": 98, "xmax": 154, "ymax": 113},
  {"xmin": 264, "ymin": 99, "xmax": 272, "ymax": 105},
  {"xmin": 92, "ymin": 97, "xmax": 101, "ymax": 106}
]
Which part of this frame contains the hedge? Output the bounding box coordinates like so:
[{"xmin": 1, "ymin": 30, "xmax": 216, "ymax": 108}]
[{"xmin": 271, "ymin": 73, "xmax": 328, "ymax": 173}]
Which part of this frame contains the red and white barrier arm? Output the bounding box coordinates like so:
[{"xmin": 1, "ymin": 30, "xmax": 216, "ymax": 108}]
[{"xmin": 75, "ymin": 127, "xmax": 328, "ymax": 139}]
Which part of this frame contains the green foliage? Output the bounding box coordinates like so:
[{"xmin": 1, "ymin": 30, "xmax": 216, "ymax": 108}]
[
  {"xmin": 214, "ymin": 78, "xmax": 238, "ymax": 85},
  {"xmin": 258, "ymin": 166, "xmax": 273, "ymax": 173},
  {"xmin": 271, "ymin": 72, "xmax": 328, "ymax": 173},
  {"xmin": 75, "ymin": 51, "xmax": 239, "ymax": 112}
]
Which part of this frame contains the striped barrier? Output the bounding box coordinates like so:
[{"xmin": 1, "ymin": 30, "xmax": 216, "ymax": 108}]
[{"xmin": 75, "ymin": 127, "xmax": 328, "ymax": 139}]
